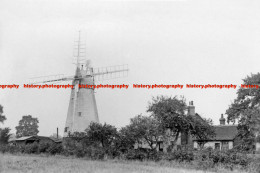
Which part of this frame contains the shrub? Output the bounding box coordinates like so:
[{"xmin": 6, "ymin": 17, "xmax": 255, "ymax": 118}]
[
  {"xmin": 84, "ymin": 146, "xmax": 106, "ymax": 160},
  {"xmin": 125, "ymin": 149, "xmax": 147, "ymax": 161},
  {"xmin": 47, "ymin": 143, "xmax": 63, "ymax": 155},
  {"xmin": 0, "ymin": 144, "xmax": 8, "ymax": 153},
  {"xmin": 24, "ymin": 142, "xmax": 39, "ymax": 154},
  {"xmin": 38, "ymin": 142, "xmax": 50, "ymax": 153},
  {"xmin": 165, "ymin": 149, "xmax": 194, "ymax": 162},
  {"xmin": 147, "ymin": 150, "xmax": 164, "ymax": 161}
]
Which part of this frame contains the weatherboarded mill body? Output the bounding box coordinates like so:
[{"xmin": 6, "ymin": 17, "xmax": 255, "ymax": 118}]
[
  {"xmin": 63, "ymin": 60, "xmax": 128, "ymax": 136},
  {"xmin": 64, "ymin": 65, "xmax": 99, "ymax": 137}
]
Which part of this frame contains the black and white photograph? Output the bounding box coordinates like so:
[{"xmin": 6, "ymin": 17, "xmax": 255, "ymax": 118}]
[{"xmin": 0, "ymin": 0, "xmax": 260, "ymax": 172}]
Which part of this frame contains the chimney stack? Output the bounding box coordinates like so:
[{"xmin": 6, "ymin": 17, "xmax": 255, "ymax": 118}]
[
  {"xmin": 57, "ymin": 127, "xmax": 59, "ymax": 139},
  {"xmin": 188, "ymin": 101, "xmax": 195, "ymax": 116},
  {"xmin": 219, "ymin": 114, "xmax": 226, "ymax": 125}
]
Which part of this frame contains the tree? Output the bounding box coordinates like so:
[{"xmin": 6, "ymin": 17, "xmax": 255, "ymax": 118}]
[
  {"xmin": 147, "ymin": 95, "xmax": 215, "ymax": 150},
  {"xmin": 226, "ymin": 73, "xmax": 260, "ymax": 151},
  {"xmin": 15, "ymin": 115, "xmax": 39, "ymax": 137},
  {"xmin": 187, "ymin": 114, "xmax": 215, "ymax": 148},
  {"xmin": 147, "ymin": 96, "xmax": 189, "ymax": 144},
  {"xmin": 123, "ymin": 114, "xmax": 164, "ymax": 150},
  {"xmin": 0, "ymin": 128, "xmax": 11, "ymax": 145},
  {"xmin": 0, "ymin": 105, "xmax": 11, "ymax": 144},
  {"xmin": 0, "ymin": 105, "xmax": 6, "ymax": 124},
  {"xmin": 115, "ymin": 126, "xmax": 136, "ymax": 152},
  {"xmin": 85, "ymin": 122, "xmax": 118, "ymax": 149}
]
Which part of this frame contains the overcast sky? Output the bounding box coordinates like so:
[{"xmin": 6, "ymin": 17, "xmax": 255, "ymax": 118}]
[{"xmin": 1, "ymin": 0, "xmax": 260, "ymax": 136}]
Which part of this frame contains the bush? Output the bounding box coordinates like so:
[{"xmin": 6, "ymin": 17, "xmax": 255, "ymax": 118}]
[
  {"xmin": 38, "ymin": 142, "xmax": 51, "ymax": 153},
  {"xmin": 124, "ymin": 149, "xmax": 147, "ymax": 161},
  {"xmin": 0, "ymin": 144, "xmax": 8, "ymax": 153},
  {"xmin": 193, "ymin": 148, "xmax": 250, "ymax": 170},
  {"xmin": 248, "ymin": 156, "xmax": 260, "ymax": 173},
  {"xmin": 47, "ymin": 143, "xmax": 63, "ymax": 155},
  {"xmin": 165, "ymin": 149, "xmax": 194, "ymax": 162},
  {"xmin": 147, "ymin": 150, "xmax": 164, "ymax": 161},
  {"xmin": 84, "ymin": 146, "xmax": 106, "ymax": 160},
  {"xmin": 24, "ymin": 142, "xmax": 39, "ymax": 154}
]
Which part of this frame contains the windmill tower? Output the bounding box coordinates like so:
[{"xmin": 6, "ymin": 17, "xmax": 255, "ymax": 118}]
[{"xmin": 30, "ymin": 31, "xmax": 129, "ymax": 137}]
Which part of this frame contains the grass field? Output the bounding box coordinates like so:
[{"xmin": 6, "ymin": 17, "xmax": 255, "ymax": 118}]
[{"xmin": 0, "ymin": 153, "xmax": 247, "ymax": 173}]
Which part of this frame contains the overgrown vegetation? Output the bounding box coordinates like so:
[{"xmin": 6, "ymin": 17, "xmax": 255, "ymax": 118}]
[
  {"xmin": 226, "ymin": 73, "xmax": 260, "ymax": 152},
  {"xmin": 1, "ymin": 142, "xmax": 260, "ymax": 172}
]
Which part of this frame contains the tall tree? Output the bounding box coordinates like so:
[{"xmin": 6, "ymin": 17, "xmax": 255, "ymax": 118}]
[
  {"xmin": 187, "ymin": 114, "xmax": 215, "ymax": 147},
  {"xmin": 15, "ymin": 115, "xmax": 39, "ymax": 137},
  {"xmin": 147, "ymin": 96, "xmax": 188, "ymax": 144},
  {"xmin": 85, "ymin": 122, "xmax": 118, "ymax": 149},
  {"xmin": 0, "ymin": 128, "xmax": 11, "ymax": 145},
  {"xmin": 0, "ymin": 105, "xmax": 11, "ymax": 144},
  {"xmin": 0, "ymin": 105, "xmax": 6, "ymax": 124},
  {"xmin": 123, "ymin": 114, "xmax": 164, "ymax": 150},
  {"xmin": 226, "ymin": 73, "xmax": 260, "ymax": 151}
]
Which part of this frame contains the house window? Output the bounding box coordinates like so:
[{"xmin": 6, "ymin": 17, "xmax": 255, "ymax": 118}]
[
  {"xmin": 222, "ymin": 141, "xmax": 229, "ymax": 150},
  {"xmin": 78, "ymin": 112, "xmax": 82, "ymax": 116},
  {"xmin": 215, "ymin": 143, "xmax": 220, "ymax": 150},
  {"xmin": 64, "ymin": 127, "xmax": 68, "ymax": 132},
  {"xmin": 158, "ymin": 142, "xmax": 163, "ymax": 151}
]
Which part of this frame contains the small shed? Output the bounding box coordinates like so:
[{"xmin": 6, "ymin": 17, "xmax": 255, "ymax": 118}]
[{"xmin": 9, "ymin": 136, "xmax": 56, "ymax": 145}]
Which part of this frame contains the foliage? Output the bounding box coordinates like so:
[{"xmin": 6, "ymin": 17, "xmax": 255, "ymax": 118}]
[
  {"xmin": 187, "ymin": 114, "xmax": 216, "ymax": 141},
  {"xmin": 226, "ymin": 73, "xmax": 260, "ymax": 151},
  {"xmin": 24, "ymin": 142, "xmax": 39, "ymax": 154},
  {"xmin": 114, "ymin": 127, "xmax": 136, "ymax": 152},
  {"xmin": 147, "ymin": 95, "xmax": 215, "ymax": 150},
  {"xmin": 165, "ymin": 148, "xmax": 194, "ymax": 162},
  {"xmin": 123, "ymin": 114, "xmax": 164, "ymax": 150},
  {"xmin": 0, "ymin": 128, "xmax": 11, "ymax": 145},
  {"xmin": 47, "ymin": 143, "xmax": 63, "ymax": 155},
  {"xmin": 38, "ymin": 142, "xmax": 51, "ymax": 153},
  {"xmin": 15, "ymin": 115, "xmax": 39, "ymax": 138},
  {"xmin": 85, "ymin": 122, "xmax": 118, "ymax": 150},
  {"xmin": 124, "ymin": 149, "xmax": 147, "ymax": 161},
  {"xmin": 0, "ymin": 105, "xmax": 6, "ymax": 124},
  {"xmin": 193, "ymin": 148, "xmax": 250, "ymax": 170}
]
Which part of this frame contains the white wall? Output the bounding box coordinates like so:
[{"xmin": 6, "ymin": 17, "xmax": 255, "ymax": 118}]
[
  {"xmin": 256, "ymin": 142, "xmax": 260, "ymax": 152},
  {"xmin": 193, "ymin": 141, "xmax": 234, "ymax": 150}
]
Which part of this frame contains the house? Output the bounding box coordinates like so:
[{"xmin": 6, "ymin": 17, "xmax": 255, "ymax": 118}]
[
  {"xmin": 134, "ymin": 101, "xmax": 195, "ymax": 152},
  {"xmin": 193, "ymin": 115, "xmax": 238, "ymax": 150},
  {"xmin": 134, "ymin": 101, "xmax": 260, "ymax": 152},
  {"xmin": 9, "ymin": 136, "xmax": 59, "ymax": 145}
]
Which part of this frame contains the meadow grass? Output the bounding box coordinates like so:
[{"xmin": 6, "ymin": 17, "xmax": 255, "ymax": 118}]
[{"xmin": 0, "ymin": 153, "xmax": 247, "ymax": 173}]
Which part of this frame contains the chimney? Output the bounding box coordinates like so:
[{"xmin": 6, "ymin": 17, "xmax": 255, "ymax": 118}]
[
  {"xmin": 219, "ymin": 114, "xmax": 226, "ymax": 125},
  {"xmin": 57, "ymin": 127, "xmax": 59, "ymax": 139},
  {"xmin": 188, "ymin": 101, "xmax": 195, "ymax": 116}
]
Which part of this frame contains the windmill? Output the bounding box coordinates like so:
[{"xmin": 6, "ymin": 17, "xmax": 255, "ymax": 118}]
[{"xmin": 30, "ymin": 31, "xmax": 129, "ymax": 137}]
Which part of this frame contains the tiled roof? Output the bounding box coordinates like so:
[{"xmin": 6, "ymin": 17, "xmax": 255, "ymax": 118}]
[
  {"xmin": 213, "ymin": 125, "xmax": 238, "ymax": 140},
  {"xmin": 194, "ymin": 125, "xmax": 238, "ymax": 141}
]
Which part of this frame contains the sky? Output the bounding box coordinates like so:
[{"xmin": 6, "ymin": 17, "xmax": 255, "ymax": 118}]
[{"xmin": 0, "ymin": 0, "xmax": 260, "ymax": 136}]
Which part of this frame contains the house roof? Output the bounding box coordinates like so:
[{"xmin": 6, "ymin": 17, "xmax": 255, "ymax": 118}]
[
  {"xmin": 213, "ymin": 125, "xmax": 238, "ymax": 140},
  {"xmin": 194, "ymin": 125, "xmax": 238, "ymax": 141}
]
